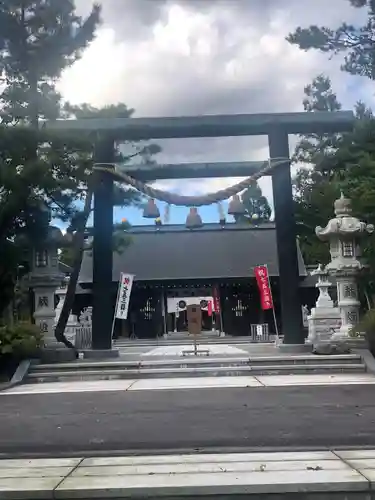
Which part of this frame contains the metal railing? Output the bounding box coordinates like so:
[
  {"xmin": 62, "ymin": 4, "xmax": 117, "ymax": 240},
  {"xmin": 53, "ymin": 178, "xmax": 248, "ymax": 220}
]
[
  {"xmin": 74, "ymin": 326, "xmax": 92, "ymax": 350},
  {"xmin": 250, "ymin": 323, "xmax": 271, "ymax": 343}
]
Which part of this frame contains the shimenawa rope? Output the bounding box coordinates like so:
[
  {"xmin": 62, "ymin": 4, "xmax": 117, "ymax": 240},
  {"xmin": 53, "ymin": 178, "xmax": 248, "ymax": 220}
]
[{"xmin": 93, "ymin": 157, "xmax": 289, "ymax": 207}]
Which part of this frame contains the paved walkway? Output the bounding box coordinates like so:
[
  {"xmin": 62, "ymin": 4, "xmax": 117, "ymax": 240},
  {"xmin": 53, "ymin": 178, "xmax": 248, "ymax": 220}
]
[
  {"xmin": 2, "ymin": 373, "xmax": 375, "ymax": 395},
  {"xmin": 113, "ymin": 341, "xmax": 304, "ymax": 360},
  {"xmin": 2, "ymin": 385, "xmax": 375, "ymax": 454},
  {"xmin": 1, "ymin": 449, "xmax": 375, "ymax": 498}
]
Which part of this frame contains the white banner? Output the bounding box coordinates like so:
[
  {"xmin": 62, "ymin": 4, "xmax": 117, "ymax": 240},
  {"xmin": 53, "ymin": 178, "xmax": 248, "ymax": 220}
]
[
  {"xmin": 167, "ymin": 296, "xmax": 213, "ymax": 313},
  {"xmin": 115, "ymin": 273, "xmax": 134, "ymax": 320}
]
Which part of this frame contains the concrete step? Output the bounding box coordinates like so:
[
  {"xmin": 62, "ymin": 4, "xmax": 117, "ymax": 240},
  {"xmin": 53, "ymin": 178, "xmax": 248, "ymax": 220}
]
[
  {"xmin": 26, "ymin": 362, "xmax": 367, "ymax": 383},
  {"xmin": 30, "ymin": 354, "xmax": 363, "ymax": 374}
]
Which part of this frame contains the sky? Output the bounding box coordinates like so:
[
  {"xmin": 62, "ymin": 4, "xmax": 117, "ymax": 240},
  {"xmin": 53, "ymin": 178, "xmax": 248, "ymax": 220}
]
[{"xmin": 57, "ymin": 0, "xmax": 371, "ymax": 227}]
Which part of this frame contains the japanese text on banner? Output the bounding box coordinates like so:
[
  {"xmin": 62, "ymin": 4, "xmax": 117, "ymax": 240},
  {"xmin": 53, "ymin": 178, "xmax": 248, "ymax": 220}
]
[
  {"xmin": 212, "ymin": 286, "xmax": 221, "ymax": 313},
  {"xmin": 115, "ymin": 273, "xmax": 134, "ymax": 320},
  {"xmin": 254, "ymin": 265, "xmax": 274, "ymax": 310}
]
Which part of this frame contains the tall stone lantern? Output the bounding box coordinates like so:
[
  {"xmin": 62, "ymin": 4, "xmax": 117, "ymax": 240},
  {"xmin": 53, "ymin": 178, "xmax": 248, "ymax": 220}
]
[
  {"xmin": 17, "ymin": 210, "xmax": 71, "ymax": 348},
  {"xmin": 315, "ymin": 193, "xmax": 374, "ymax": 341}
]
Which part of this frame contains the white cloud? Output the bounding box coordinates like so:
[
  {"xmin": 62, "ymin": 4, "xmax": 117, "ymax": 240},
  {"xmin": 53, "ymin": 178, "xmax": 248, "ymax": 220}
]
[{"xmin": 58, "ymin": 0, "xmax": 372, "ymax": 205}]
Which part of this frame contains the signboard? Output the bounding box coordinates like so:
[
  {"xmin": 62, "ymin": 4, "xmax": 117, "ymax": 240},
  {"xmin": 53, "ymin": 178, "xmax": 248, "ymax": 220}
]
[
  {"xmin": 254, "ymin": 265, "xmax": 274, "ymax": 310},
  {"xmin": 186, "ymin": 304, "xmax": 202, "ymax": 335},
  {"xmin": 115, "ymin": 273, "xmax": 134, "ymax": 320}
]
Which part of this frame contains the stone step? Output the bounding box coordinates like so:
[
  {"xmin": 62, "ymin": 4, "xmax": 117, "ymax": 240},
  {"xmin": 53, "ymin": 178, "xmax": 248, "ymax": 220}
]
[
  {"xmin": 30, "ymin": 354, "xmax": 363, "ymax": 374},
  {"xmin": 114, "ymin": 337, "xmax": 274, "ymax": 346},
  {"xmin": 26, "ymin": 363, "xmax": 366, "ymax": 383}
]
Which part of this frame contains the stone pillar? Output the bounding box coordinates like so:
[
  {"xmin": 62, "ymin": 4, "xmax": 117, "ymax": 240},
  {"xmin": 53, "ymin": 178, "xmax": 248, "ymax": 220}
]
[
  {"xmin": 34, "ymin": 286, "xmax": 59, "ymax": 346},
  {"xmin": 334, "ymin": 274, "xmax": 361, "ymax": 340},
  {"xmin": 268, "ymin": 130, "xmax": 304, "ymax": 344}
]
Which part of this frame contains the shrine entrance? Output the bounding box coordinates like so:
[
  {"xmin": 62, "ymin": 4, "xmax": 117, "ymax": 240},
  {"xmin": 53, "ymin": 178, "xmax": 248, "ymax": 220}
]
[
  {"xmin": 129, "ymin": 289, "xmax": 163, "ymax": 339},
  {"xmin": 46, "ymin": 110, "xmax": 354, "ymax": 351},
  {"xmin": 167, "ymin": 295, "xmax": 216, "ymax": 333}
]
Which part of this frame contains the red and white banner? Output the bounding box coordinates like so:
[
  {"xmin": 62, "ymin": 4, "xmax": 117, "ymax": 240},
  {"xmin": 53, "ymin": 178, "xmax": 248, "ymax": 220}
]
[
  {"xmin": 115, "ymin": 273, "xmax": 134, "ymax": 320},
  {"xmin": 254, "ymin": 265, "xmax": 274, "ymax": 310},
  {"xmin": 212, "ymin": 286, "xmax": 221, "ymax": 313}
]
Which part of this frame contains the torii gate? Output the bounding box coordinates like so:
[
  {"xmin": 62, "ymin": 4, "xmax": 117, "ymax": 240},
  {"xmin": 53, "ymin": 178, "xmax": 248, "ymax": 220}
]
[{"xmin": 46, "ymin": 111, "xmax": 354, "ymax": 354}]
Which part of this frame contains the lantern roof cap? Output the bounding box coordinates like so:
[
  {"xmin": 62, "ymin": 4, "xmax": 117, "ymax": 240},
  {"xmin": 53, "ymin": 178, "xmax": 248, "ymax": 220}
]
[{"xmin": 334, "ymin": 191, "xmax": 352, "ymax": 217}]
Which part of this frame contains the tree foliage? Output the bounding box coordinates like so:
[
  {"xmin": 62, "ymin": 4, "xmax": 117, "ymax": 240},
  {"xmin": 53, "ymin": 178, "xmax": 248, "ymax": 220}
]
[
  {"xmin": 0, "ymin": 0, "xmax": 101, "ymax": 125},
  {"xmin": 293, "ymin": 75, "xmax": 375, "ymax": 292},
  {"xmin": 287, "ymin": 0, "xmax": 375, "ymax": 79},
  {"xmin": 0, "ymin": 1, "xmax": 160, "ymax": 342},
  {"xmin": 235, "ymin": 182, "xmax": 271, "ymax": 224}
]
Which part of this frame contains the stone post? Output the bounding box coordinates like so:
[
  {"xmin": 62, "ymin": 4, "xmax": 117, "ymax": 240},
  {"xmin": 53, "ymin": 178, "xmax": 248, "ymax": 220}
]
[
  {"xmin": 316, "ymin": 193, "xmax": 374, "ymax": 345},
  {"xmin": 306, "ymin": 264, "xmax": 341, "ymax": 351}
]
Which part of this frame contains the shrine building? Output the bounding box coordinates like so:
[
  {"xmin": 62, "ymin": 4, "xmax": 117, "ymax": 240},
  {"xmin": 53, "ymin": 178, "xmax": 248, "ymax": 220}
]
[{"xmin": 74, "ymin": 222, "xmax": 316, "ymax": 339}]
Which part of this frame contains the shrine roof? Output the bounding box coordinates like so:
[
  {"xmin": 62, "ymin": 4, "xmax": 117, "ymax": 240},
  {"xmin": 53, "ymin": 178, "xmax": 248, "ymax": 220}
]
[{"xmin": 79, "ymin": 223, "xmax": 307, "ymax": 283}]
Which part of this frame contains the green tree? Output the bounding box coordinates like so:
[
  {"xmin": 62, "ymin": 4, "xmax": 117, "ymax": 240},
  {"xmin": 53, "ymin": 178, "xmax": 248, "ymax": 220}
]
[
  {"xmin": 293, "ymin": 75, "xmax": 375, "ymax": 299},
  {"xmin": 293, "ymin": 76, "xmax": 343, "ymax": 264},
  {"xmin": 287, "ymin": 0, "xmax": 375, "ymax": 79},
  {"xmin": 0, "ymin": 0, "xmax": 101, "ymax": 126},
  {"xmin": 235, "ymin": 181, "xmax": 271, "ymax": 223},
  {"xmin": 0, "ymin": 0, "xmax": 102, "ymax": 325},
  {"xmin": 0, "ymin": 2, "xmax": 160, "ymax": 348}
]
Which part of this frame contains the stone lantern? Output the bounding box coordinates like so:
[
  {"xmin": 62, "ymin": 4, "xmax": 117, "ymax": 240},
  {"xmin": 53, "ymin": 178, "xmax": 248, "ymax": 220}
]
[
  {"xmin": 315, "ymin": 193, "xmax": 374, "ymax": 342},
  {"xmin": 18, "ymin": 222, "xmax": 70, "ymax": 348}
]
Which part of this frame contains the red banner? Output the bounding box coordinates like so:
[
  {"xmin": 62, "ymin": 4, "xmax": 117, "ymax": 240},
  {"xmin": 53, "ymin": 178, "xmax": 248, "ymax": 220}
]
[
  {"xmin": 254, "ymin": 265, "xmax": 274, "ymax": 310},
  {"xmin": 207, "ymin": 300, "xmax": 213, "ymax": 317},
  {"xmin": 212, "ymin": 286, "xmax": 221, "ymax": 313}
]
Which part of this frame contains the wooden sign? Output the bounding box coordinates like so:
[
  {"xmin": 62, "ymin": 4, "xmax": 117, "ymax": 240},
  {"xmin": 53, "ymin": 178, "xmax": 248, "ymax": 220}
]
[{"xmin": 186, "ymin": 304, "xmax": 202, "ymax": 335}]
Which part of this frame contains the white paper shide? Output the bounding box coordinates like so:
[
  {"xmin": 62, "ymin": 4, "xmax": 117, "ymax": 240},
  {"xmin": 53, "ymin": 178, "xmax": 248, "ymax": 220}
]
[{"xmin": 115, "ymin": 273, "xmax": 134, "ymax": 320}]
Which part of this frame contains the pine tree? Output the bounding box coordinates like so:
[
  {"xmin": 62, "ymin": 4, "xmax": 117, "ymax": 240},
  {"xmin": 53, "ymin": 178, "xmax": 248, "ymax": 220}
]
[
  {"xmin": 287, "ymin": 0, "xmax": 375, "ymax": 80},
  {"xmin": 293, "ymin": 75, "xmax": 375, "ymax": 282},
  {"xmin": 0, "ymin": 2, "xmax": 160, "ymax": 343},
  {"xmin": 0, "ymin": 0, "xmax": 101, "ymax": 126},
  {"xmin": 0, "ymin": 1, "xmax": 102, "ymax": 329}
]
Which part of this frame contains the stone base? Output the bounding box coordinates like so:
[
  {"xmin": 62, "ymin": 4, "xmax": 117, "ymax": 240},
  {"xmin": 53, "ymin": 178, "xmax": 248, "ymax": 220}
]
[
  {"xmin": 307, "ymin": 307, "xmax": 341, "ymax": 345},
  {"xmin": 346, "ymin": 337, "xmax": 368, "ymax": 349},
  {"xmin": 39, "ymin": 348, "xmax": 78, "ymax": 364},
  {"xmin": 82, "ymin": 349, "xmax": 119, "ymax": 359},
  {"xmin": 312, "ymin": 341, "xmax": 351, "ymax": 355},
  {"xmin": 278, "ymin": 343, "xmax": 312, "ymax": 353}
]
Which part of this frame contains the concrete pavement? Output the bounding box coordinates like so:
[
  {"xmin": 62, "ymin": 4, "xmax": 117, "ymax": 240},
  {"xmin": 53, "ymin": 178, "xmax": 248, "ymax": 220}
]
[
  {"xmin": 2, "ymin": 372, "xmax": 375, "ymax": 394},
  {"xmin": 1, "ymin": 384, "xmax": 375, "ymax": 455},
  {"xmin": 2, "ymin": 449, "xmax": 375, "ymax": 499}
]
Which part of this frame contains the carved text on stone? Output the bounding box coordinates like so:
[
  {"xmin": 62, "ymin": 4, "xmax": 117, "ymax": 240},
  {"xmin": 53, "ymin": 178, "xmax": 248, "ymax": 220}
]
[{"xmin": 38, "ymin": 296, "xmax": 49, "ymax": 307}]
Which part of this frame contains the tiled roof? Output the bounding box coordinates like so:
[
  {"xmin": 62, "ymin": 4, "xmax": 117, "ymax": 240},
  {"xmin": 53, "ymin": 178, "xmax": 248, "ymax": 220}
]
[{"xmin": 79, "ymin": 223, "xmax": 306, "ymax": 283}]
